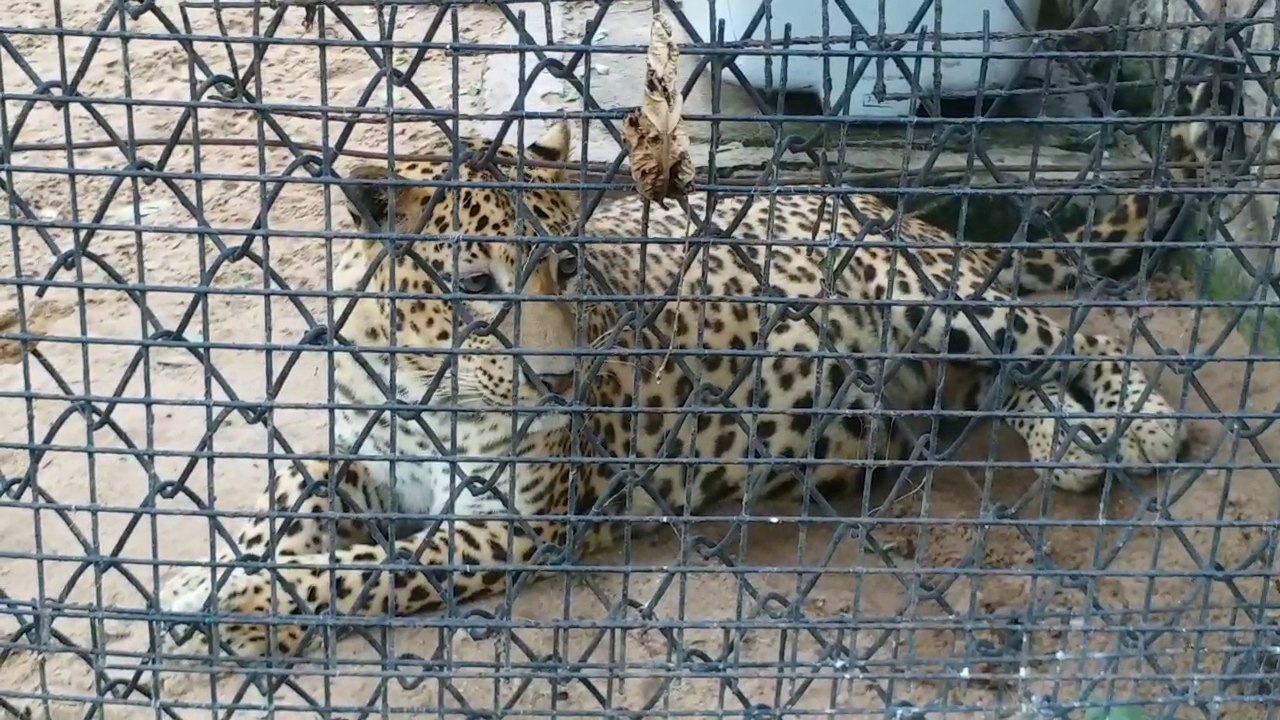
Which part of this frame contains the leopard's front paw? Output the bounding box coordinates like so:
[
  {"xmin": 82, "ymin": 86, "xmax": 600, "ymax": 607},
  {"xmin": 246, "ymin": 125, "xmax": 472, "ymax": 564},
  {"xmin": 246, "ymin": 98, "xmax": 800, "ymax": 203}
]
[
  {"xmin": 157, "ymin": 564, "xmax": 276, "ymax": 664},
  {"xmin": 1006, "ymin": 382, "xmax": 1115, "ymax": 493},
  {"xmin": 1110, "ymin": 378, "xmax": 1184, "ymax": 472}
]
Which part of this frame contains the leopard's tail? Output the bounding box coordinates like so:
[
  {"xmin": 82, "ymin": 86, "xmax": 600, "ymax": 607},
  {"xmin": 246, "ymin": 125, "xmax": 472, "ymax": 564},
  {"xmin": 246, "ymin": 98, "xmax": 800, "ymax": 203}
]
[{"xmin": 975, "ymin": 58, "xmax": 1245, "ymax": 295}]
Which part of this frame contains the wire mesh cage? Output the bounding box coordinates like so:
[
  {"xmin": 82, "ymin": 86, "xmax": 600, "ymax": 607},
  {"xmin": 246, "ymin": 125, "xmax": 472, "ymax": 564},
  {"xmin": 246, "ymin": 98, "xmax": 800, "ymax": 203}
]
[{"xmin": 1, "ymin": 0, "xmax": 1278, "ymax": 717}]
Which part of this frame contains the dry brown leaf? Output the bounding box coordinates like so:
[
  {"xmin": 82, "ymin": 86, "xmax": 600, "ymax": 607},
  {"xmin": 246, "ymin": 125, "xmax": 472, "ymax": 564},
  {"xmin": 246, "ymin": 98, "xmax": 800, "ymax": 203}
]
[
  {"xmin": 0, "ymin": 298, "xmax": 72, "ymax": 365},
  {"xmin": 621, "ymin": 13, "xmax": 694, "ymax": 207}
]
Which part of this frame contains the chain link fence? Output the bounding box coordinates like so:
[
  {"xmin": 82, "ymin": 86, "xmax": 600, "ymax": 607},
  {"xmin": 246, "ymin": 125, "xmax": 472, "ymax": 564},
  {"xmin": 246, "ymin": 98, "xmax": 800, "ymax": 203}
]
[{"xmin": 1, "ymin": 0, "xmax": 1278, "ymax": 717}]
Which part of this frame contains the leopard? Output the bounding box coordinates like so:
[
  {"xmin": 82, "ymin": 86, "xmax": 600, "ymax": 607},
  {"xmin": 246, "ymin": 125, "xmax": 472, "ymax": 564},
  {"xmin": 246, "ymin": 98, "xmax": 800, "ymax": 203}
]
[{"xmin": 157, "ymin": 71, "xmax": 1239, "ymax": 665}]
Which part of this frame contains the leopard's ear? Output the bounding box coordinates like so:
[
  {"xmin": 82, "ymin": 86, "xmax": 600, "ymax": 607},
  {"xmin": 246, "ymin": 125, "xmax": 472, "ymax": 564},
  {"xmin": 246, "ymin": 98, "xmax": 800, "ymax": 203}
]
[
  {"xmin": 343, "ymin": 165, "xmax": 410, "ymax": 231},
  {"xmin": 524, "ymin": 121, "xmax": 572, "ymax": 182}
]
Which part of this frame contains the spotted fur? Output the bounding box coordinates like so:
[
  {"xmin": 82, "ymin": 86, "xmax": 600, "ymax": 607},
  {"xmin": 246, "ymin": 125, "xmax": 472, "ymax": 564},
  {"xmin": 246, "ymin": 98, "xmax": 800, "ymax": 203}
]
[{"xmin": 158, "ymin": 76, "xmax": 1235, "ymax": 663}]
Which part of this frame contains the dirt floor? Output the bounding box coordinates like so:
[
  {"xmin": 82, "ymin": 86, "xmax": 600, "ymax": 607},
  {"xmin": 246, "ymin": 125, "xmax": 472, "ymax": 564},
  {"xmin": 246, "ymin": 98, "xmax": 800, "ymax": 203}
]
[{"xmin": 1, "ymin": 1, "xmax": 1278, "ymax": 718}]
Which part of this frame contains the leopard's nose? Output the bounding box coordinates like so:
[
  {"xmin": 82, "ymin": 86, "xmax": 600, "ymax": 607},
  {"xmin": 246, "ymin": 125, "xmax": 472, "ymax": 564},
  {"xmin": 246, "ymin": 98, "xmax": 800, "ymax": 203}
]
[{"xmin": 523, "ymin": 369, "xmax": 574, "ymax": 396}]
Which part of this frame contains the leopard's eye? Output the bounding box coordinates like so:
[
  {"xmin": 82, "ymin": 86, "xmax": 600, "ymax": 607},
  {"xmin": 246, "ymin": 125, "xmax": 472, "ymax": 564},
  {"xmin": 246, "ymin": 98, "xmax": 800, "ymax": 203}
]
[
  {"xmin": 456, "ymin": 273, "xmax": 497, "ymax": 294},
  {"xmin": 556, "ymin": 249, "xmax": 580, "ymax": 279}
]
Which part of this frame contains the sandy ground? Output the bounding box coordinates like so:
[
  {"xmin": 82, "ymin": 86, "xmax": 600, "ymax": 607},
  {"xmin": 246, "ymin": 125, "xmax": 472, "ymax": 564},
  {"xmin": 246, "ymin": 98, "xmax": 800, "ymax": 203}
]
[{"xmin": 1, "ymin": 1, "xmax": 1278, "ymax": 718}]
